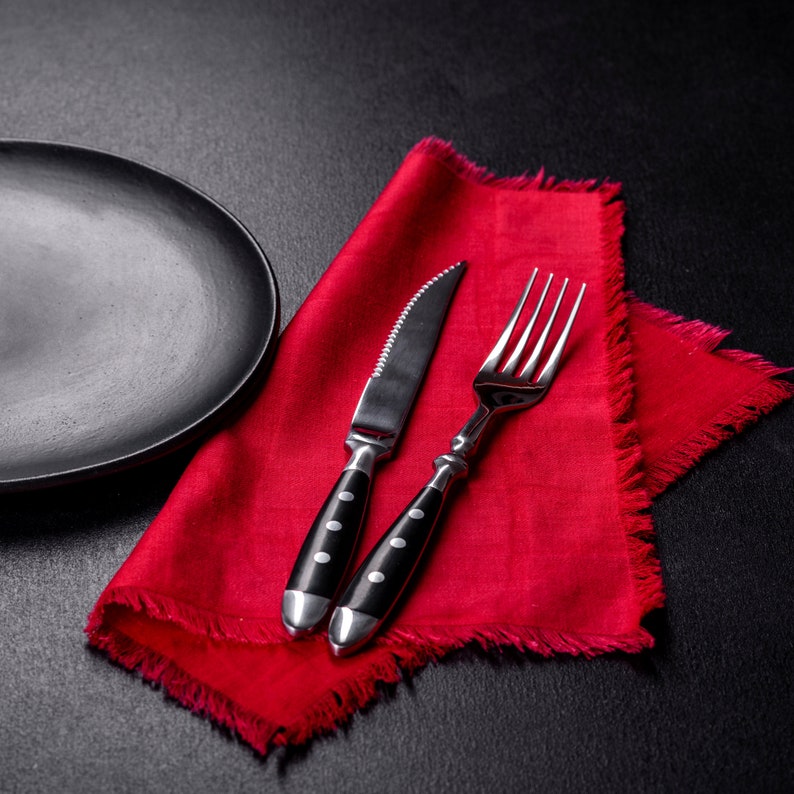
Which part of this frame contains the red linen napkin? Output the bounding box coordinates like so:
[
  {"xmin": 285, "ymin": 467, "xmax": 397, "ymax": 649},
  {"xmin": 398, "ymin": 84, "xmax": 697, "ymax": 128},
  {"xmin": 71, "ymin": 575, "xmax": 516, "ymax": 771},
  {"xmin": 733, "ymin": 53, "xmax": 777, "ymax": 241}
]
[{"xmin": 86, "ymin": 139, "xmax": 792, "ymax": 754}]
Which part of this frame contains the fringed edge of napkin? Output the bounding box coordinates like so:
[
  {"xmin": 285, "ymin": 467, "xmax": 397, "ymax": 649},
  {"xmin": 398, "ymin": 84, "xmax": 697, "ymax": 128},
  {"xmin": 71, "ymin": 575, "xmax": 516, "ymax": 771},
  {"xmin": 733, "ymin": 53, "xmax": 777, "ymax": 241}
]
[
  {"xmin": 411, "ymin": 137, "xmax": 623, "ymax": 197},
  {"xmin": 85, "ymin": 139, "xmax": 666, "ymax": 754},
  {"xmin": 88, "ymin": 587, "xmax": 282, "ymax": 646},
  {"xmin": 87, "ymin": 625, "xmax": 272, "ymax": 752},
  {"xmin": 628, "ymin": 297, "xmax": 794, "ymax": 499},
  {"xmin": 87, "ymin": 622, "xmax": 415, "ymax": 753}
]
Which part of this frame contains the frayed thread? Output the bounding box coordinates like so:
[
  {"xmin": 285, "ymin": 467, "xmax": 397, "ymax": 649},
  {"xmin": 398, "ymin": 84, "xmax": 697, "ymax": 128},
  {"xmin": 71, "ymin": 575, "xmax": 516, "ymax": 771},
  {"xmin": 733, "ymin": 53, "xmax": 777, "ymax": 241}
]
[
  {"xmin": 385, "ymin": 622, "xmax": 655, "ymax": 663},
  {"xmin": 628, "ymin": 296, "xmax": 793, "ymax": 498},
  {"xmin": 86, "ymin": 586, "xmax": 288, "ymax": 646},
  {"xmin": 627, "ymin": 295, "xmax": 730, "ymax": 352},
  {"xmin": 411, "ymin": 137, "xmax": 622, "ymax": 199},
  {"xmin": 89, "ymin": 626, "xmax": 281, "ymax": 755},
  {"xmin": 86, "ymin": 589, "xmax": 657, "ymax": 756},
  {"xmin": 644, "ymin": 372, "xmax": 793, "ymax": 498},
  {"xmin": 597, "ymin": 200, "xmax": 665, "ymax": 617}
]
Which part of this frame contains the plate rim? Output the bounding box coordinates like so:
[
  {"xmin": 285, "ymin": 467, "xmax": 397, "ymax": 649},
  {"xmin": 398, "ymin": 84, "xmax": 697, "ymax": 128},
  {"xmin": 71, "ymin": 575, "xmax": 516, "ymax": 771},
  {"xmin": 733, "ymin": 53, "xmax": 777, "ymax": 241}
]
[{"xmin": 0, "ymin": 138, "xmax": 280, "ymax": 491}]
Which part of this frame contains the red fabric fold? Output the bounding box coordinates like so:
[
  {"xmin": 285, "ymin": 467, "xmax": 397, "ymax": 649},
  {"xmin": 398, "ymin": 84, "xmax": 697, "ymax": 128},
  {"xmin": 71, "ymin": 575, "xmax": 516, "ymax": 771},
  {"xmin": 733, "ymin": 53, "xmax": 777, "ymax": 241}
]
[{"xmin": 86, "ymin": 139, "xmax": 792, "ymax": 754}]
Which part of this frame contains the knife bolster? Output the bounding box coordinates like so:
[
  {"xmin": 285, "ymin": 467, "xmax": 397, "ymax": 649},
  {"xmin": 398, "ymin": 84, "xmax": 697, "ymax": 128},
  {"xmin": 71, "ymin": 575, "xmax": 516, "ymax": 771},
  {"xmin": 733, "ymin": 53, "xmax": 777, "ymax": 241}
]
[{"xmin": 344, "ymin": 432, "xmax": 394, "ymax": 474}]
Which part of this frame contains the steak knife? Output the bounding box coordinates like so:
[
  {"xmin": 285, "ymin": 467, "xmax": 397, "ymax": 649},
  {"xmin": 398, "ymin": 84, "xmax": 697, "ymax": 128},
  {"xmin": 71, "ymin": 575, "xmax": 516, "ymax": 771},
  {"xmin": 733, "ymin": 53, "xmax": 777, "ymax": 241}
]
[{"xmin": 282, "ymin": 261, "xmax": 465, "ymax": 636}]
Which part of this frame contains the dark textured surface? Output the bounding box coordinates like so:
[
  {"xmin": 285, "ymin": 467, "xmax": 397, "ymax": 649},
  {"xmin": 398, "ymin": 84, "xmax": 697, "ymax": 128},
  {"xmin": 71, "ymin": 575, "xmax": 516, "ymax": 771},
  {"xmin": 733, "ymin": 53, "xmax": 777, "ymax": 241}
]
[{"xmin": 1, "ymin": 1, "xmax": 792, "ymax": 791}]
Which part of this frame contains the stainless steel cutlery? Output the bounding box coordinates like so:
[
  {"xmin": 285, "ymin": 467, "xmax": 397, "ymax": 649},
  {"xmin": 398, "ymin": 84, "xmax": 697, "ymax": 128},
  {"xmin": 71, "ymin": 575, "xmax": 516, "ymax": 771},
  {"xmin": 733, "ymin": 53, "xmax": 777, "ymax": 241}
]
[
  {"xmin": 327, "ymin": 269, "xmax": 586, "ymax": 655},
  {"xmin": 282, "ymin": 262, "xmax": 466, "ymax": 636},
  {"xmin": 283, "ymin": 263, "xmax": 585, "ymax": 655}
]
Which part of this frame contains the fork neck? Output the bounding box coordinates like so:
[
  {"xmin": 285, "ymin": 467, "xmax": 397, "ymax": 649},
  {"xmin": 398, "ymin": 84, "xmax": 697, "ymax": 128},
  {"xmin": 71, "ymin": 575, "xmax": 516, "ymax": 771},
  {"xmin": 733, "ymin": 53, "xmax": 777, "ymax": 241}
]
[{"xmin": 450, "ymin": 403, "xmax": 495, "ymax": 458}]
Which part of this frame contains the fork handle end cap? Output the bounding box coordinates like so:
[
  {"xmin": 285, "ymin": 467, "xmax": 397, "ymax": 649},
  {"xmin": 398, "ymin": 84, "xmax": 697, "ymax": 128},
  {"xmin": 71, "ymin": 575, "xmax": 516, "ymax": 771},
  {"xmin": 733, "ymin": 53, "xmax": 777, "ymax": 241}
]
[
  {"xmin": 282, "ymin": 590, "xmax": 332, "ymax": 637},
  {"xmin": 328, "ymin": 606, "xmax": 379, "ymax": 656}
]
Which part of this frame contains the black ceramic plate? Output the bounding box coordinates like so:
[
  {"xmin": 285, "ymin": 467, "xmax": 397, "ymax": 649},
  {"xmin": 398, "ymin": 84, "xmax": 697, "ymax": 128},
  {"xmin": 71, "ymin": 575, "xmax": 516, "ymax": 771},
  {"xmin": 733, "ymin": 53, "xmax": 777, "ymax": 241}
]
[{"xmin": 0, "ymin": 140, "xmax": 279, "ymax": 490}]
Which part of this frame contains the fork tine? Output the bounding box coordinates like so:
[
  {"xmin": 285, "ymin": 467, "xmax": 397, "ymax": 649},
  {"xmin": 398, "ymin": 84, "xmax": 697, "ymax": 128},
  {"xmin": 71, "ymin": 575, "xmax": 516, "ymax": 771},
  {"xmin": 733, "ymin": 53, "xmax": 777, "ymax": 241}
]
[
  {"xmin": 502, "ymin": 272, "xmax": 553, "ymax": 375},
  {"xmin": 518, "ymin": 277, "xmax": 569, "ymax": 380},
  {"xmin": 534, "ymin": 282, "xmax": 587, "ymax": 387},
  {"xmin": 480, "ymin": 268, "xmax": 538, "ymax": 372}
]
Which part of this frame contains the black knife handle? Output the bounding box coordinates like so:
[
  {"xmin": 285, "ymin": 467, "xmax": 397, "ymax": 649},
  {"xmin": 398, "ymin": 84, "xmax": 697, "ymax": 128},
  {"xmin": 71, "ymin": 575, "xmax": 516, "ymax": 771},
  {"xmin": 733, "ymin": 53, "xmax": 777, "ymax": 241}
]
[
  {"xmin": 283, "ymin": 436, "xmax": 393, "ymax": 636},
  {"xmin": 285, "ymin": 466, "xmax": 371, "ymax": 598},
  {"xmin": 328, "ymin": 453, "xmax": 468, "ymax": 654}
]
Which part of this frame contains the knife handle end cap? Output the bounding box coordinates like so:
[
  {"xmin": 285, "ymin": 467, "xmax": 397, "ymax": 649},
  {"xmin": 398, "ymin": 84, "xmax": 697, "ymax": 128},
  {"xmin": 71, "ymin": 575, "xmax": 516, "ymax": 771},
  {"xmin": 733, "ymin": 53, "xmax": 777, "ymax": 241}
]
[{"xmin": 282, "ymin": 590, "xmax": 331, "ymax": 636}]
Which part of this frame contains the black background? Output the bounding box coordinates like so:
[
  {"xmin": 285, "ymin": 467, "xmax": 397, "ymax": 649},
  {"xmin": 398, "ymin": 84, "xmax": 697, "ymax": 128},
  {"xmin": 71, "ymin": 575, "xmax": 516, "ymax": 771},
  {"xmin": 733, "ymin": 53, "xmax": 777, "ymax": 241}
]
[{"xmin": 1, "ymin": 1, "xmax": 792, "ymax": 791}]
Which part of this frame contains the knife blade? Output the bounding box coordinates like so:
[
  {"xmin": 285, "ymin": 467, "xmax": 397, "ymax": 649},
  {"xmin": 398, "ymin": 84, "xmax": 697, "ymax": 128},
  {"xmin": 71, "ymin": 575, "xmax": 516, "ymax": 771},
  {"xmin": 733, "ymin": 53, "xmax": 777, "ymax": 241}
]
[{"xmin": 282, "ymin": 261, "xmax": 465, "ymax": 636}]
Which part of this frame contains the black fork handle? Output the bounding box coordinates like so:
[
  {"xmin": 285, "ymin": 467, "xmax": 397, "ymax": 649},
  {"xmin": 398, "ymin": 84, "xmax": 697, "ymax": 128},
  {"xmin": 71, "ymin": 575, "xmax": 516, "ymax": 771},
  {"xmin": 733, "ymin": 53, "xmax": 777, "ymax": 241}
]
[{"xmin": 328, "ymin": 454, "xmax": 468, "ymax": 655}]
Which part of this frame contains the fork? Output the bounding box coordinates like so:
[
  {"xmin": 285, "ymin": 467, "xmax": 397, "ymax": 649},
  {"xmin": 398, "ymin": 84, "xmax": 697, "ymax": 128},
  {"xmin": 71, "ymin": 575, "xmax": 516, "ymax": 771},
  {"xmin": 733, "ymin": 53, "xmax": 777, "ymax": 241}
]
[{"xmin": 327, "ymin": 269, "xmax": 586, "ymax": 655}]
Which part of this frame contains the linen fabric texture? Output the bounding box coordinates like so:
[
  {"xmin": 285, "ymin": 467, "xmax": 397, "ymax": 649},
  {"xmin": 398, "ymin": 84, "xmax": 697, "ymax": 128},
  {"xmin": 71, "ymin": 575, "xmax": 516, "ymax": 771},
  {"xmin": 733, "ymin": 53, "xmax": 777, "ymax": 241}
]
[{"xmin": 86, "ymin": 139, "xmax": 792, "ymax": 754}]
